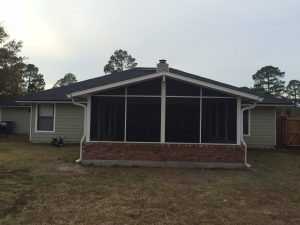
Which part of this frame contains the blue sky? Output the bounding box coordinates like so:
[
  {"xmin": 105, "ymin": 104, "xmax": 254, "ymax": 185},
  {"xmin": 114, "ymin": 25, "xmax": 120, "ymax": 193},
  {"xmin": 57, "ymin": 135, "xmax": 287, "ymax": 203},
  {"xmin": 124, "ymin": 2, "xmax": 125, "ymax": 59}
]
[{"xmin": 0, "ymin": 0, "xmax": 299, "ymax": 89}]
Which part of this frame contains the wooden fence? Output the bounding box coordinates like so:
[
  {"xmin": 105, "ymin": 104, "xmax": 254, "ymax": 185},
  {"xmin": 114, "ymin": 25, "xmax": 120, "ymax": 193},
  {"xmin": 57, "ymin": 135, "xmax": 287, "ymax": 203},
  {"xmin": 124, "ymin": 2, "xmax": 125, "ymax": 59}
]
[{"xmin": 277, "ymin": 116, "xmax": 300, "ymax": 147}]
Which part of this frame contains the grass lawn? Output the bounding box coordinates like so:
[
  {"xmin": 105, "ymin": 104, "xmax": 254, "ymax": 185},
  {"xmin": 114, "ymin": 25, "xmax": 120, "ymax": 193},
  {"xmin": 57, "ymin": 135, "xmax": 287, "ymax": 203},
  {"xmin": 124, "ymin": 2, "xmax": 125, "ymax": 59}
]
[{"xmin": 0, "ymin": 139, "xmax": 300, "ymax": 225}]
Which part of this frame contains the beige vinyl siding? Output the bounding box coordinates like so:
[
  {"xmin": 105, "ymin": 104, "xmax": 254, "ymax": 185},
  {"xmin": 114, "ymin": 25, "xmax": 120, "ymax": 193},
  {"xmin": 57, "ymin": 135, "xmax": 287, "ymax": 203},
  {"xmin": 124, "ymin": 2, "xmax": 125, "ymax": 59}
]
[
  {"xmin": 31, "ymin": 103, "xmax": 84, "ymax": 143},
  {"xmin": 244, "ymin": 106, "xmax": 276, "ymax": 148},
  {"xmin": 1, "ymin": 107, "xmax": 30, "ymax": 134}
]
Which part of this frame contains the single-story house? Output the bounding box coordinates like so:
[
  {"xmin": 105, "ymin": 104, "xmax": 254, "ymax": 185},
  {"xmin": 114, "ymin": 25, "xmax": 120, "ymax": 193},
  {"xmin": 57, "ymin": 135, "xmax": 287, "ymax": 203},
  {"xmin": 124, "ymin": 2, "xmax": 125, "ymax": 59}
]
[
  {"xmin": 17, "ymin": 60, "xmax": 292, "ymax": 168},
  {"xmin": 0, "ymin": 97, "xmax": 31, "ymax": 135}
]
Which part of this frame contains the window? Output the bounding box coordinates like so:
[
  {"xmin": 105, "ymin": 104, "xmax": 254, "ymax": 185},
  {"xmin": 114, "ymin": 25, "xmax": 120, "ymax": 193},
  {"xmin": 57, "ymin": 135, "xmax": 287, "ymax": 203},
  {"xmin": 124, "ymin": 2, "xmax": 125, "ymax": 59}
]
[
  {"xmin": 243, "ymin": 110, "xmax": 250, "ymax": 136},
  {"xmin": 37, "ymin": 104, "xmax": 55, "ymax": 132},
  {"xmin": 201, "ymin": 99, "xmax": 237, "ymax": 144},
  {"xmin": 90, "ymin": 97, "xmax": 125, "ymax": 141},
  {"xmin": 166, "ymin": 98, "xmax": 200, "ymax": 143},
  {"xmin": 126, "ymin": 97, "xmax": 161, "ymax": 142}
]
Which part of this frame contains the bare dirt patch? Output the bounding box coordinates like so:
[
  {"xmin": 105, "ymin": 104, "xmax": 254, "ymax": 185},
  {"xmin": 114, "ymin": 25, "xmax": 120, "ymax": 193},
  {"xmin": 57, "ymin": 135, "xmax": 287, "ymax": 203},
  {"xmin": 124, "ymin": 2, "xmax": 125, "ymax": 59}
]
[{"xmin": 55, "ymin": 164, "xmax": 88, "ymax": 174}]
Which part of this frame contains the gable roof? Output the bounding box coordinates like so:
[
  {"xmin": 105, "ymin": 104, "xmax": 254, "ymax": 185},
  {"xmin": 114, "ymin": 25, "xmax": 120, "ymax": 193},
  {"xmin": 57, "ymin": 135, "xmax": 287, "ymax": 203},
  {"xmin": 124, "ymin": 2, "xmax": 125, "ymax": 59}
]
[{"xmin": 16, "ymin": 67, "xmax": 293, "ymax": 106}]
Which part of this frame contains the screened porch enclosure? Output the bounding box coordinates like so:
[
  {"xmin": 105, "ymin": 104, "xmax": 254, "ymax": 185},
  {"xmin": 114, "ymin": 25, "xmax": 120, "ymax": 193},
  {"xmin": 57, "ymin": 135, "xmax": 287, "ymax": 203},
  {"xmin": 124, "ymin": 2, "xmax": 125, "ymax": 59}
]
[{"xmin": 89, "ymin": 77, "xmax": 238, "ymax": 144}]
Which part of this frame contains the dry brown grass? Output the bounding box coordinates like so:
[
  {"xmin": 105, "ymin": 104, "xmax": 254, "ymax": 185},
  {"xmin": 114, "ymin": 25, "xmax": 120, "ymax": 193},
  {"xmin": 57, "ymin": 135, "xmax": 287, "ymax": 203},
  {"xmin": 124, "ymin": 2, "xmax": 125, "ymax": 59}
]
[{"xmin": 0, "ymin": 140, "xmax": 300, "ymax": 225}]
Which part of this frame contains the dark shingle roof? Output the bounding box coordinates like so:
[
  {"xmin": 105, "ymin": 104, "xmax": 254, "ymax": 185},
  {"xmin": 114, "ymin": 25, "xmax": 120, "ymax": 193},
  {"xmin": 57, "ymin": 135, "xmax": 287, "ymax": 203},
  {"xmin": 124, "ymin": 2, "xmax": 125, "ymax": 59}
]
[
  {"xmin": 239, "ymin": 88, "xmax": 293, "ymax": 105},
  {"xmin": 17, "ymin": 68, "xmax": 156, "ymax": 101},
  {"xmin": 258, "ymin": 94, "xmax": 292, "ymax": 105},
  {"xmin": 17, "ymin": 67, "xmax": 293, "ymax": 106}
]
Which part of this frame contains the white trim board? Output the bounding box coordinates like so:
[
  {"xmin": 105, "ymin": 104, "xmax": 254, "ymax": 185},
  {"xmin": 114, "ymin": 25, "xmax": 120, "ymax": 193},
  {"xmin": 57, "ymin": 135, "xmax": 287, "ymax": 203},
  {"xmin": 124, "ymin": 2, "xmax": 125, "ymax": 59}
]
[
  {"xmin": 68, "ymin": 72, "xmax": 261, "ymax": 101},
  {"xmin": 86, "ymin": 140, "xmax": 239, "ymax": 146},
  {"xmin": 160, "ymin": 76, "xmax": 166, "ymax": 143},
  {"xmin": 16, "ymin": 101, "xmax": 72, "ymax": 104},
  {"xmin": 274, "ymin": 107, "xmax": 277, "ymax": 146},
  {"xmin": 0, "ymin": 106, "xmax": 31, "ymax": 108},
  {"xmin": 256, "ymin": 104, "xmax": 293, "ymax": 107}
]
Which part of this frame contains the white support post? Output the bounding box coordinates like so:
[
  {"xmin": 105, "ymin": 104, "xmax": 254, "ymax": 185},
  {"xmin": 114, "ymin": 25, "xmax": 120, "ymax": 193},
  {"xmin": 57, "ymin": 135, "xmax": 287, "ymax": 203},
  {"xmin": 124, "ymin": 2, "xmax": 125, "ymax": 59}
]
[
  {"xmin": 199, "ymin": 88, "xmax": 202, "ymax": 143},
  {"xmin": 124, "ymin": 86, "xmax": 127, "ymax": 142},
  {"xmin": 274, "ymin": 107, "xmax": 277, "ymax": 146},
  {"xmin": 160, "ymin": 76, "xmax": 166, "ymax": 143},
  {"xmin": 236, "ymin": 97, "xmax": 241, "ymax": 145},
  {"xmin": 86, "ymin": 95, "xmax": 91, "ymax": 142}
]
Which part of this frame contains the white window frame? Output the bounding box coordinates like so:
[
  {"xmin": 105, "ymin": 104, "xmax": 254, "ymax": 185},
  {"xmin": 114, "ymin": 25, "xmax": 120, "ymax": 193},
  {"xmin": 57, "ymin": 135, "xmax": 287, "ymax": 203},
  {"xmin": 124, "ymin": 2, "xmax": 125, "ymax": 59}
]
[
  {"xmin": 243, "ymin": 109, "xmax": 251, "ymax": 136},
  {"xmin": 35, "ymin": 103, "xmax": 56, "ymax": 133}
]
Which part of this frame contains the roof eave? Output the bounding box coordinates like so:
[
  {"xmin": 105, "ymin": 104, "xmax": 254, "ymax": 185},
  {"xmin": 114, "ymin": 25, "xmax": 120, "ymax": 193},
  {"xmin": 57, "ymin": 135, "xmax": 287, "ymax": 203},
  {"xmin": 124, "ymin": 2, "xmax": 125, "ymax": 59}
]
[
  {"xmin": 257, "ymin": 103, "xmax": 294, "ymax": 107},
  {"xmin": 67, "ymin": 71, "xmax": 261, "ymax": 101}
]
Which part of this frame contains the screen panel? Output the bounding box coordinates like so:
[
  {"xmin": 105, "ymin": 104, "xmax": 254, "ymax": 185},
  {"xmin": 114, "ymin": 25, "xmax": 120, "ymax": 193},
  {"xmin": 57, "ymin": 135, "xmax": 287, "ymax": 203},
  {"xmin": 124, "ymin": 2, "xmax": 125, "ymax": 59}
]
[
  {"xmin": 201, "ymin": 98, "xmax": 237, "ymax": 143},
  {"xmin": 166, "ymin": 78, "xmax": 200, "ymax": 96},
  {"xmin": 126, "ymin": 97, "xmax": 161, "ymax": 142},
  {"xmin": 93, "ymin": 87, "xmax": 125, "ymax": 95},
  {"xmin": 202, "ymin": 87, "xmax": 233, "ymax": 97},
  {"xmin": 90, "ymin": 96, "xmax": 125, "ymax": 141},
  {"xmin": 127, "ymin": 78, "xmax": 161, "ymax": 95},
  {"xmin": 165, "ymin": 98, "xmax": 200, "ymax": 143}
]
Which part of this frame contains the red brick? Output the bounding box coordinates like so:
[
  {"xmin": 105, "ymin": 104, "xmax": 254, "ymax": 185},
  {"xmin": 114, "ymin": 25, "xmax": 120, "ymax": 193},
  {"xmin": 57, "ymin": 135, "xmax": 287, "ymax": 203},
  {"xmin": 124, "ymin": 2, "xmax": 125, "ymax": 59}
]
[{"xmin": 82, "ymin": 142, "xmax": 245, "ymax": 163}]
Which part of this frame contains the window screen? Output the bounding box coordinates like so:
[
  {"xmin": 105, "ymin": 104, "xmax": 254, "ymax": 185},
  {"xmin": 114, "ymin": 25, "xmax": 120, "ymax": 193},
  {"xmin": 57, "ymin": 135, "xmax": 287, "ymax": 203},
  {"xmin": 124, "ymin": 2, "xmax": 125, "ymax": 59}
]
[
  {"xmin": 126, "ymin": 97, "xmax": 161, "ymax": 142},
  {"xmin": 127, "ymin": 78, "xmax": 161, "ymax": 95},
  {"xmin": 90, "ymin": 97, "xmax": 125, "ymax": 141},
  {"xmin": 94, "ymin": 87, "xmax": 125, "ymax": 95},
  {"xmin": 202, "ymin": 88, "xmax": 233, "ymax": 97},
  {"xmin": 201, "ymin": 99, "xmax": 237, "ymax": 143},
  {"xmin": 37, "ymin": 104, "xmax": 54, "ymax": 131},
  {"xmin": 243, "ymin": 110, "xmax": 250, "ymax": 135},
  {"xmin": 165, "ymin": 98, "xmax": 200, "ymax": 143},
  {"xmin": 166, "ymin": 78, "xmax": 200, "ymax": 96}
]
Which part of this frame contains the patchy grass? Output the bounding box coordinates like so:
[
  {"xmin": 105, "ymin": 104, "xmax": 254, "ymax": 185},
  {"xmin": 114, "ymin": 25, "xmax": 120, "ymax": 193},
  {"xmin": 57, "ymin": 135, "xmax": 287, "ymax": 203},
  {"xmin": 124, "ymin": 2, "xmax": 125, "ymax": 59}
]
[{"xmin": 0, "ymin": 140, "xmax": 299, "ymax": 225}]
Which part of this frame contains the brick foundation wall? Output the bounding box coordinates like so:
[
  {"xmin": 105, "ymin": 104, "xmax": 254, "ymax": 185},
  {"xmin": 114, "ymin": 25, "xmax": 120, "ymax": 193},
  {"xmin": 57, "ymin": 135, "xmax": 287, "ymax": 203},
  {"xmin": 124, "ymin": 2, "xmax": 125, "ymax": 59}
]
[{"xmin": 83, "ymin": 142, "xmax": 245, "ymax": 163}]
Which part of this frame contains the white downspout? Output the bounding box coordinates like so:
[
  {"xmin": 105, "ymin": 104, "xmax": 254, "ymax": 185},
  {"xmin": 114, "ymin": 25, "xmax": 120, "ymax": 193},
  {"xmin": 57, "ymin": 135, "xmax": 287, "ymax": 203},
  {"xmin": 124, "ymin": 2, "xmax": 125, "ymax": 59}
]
[
  {"xmin": 241, "ymin": 102, "xmax": 257, "ymax": 168},
  {"xmin": 72, "ymin": 98, "xmax": 87, "ymax": 163}
]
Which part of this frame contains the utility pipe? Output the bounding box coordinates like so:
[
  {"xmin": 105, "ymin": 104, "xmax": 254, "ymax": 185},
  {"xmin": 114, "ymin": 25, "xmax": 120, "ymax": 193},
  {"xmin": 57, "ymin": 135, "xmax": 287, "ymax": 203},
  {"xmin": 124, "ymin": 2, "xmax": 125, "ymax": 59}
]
[
  {"xmin": 241, "ymin": 102, "xmax": 257, "ymax": 168},
  {"xmin": 72, "ymin": 99, "xmax": 87, "ymax": 163}
]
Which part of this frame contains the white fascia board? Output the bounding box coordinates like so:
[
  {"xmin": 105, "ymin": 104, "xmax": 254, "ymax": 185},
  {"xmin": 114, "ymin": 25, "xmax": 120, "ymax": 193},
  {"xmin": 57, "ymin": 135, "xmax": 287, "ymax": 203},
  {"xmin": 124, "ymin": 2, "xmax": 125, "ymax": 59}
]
[
  {"xmin": 68, "ymin": 72, "xmax": 164, "ymax": 98},
  {"xmin": 68, "ymin": 71, "xmax": 261, "ymax": 100},
  {"xmin": 0, "ymin": 105, "xmax": 31, "ymax": 108},
  {"xmin": 257, "ymin": 104, "xmax": 294, "ymax": 107},
  {"xmin": 16, "ymin": 100, "xmax": 72, "ymax": 104},
  {"xmin": 243, "ymin": 104, "xmax": 294, "ymax": 107},
  {"xmin": 167, "ymin": 73, "xmax": 261, "ymax": 101}
]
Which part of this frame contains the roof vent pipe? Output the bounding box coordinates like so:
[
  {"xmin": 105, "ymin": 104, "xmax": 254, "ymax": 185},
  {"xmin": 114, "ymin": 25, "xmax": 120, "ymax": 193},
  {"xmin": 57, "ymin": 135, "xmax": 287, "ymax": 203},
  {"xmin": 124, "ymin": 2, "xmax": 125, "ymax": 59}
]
[{"xmin": 156, "ymin": 59, "xmax": 169, "ymax": 72}]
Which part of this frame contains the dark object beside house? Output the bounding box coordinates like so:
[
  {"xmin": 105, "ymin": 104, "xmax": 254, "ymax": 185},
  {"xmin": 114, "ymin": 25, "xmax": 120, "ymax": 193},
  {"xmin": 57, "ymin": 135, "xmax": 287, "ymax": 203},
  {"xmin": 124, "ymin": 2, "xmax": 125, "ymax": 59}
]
[
  {"xmin": 0, "ymin": 121, "xmax": 15, "ymax": 136},
  {"xmin": 52, "ymin": 136, "xmax": 64, "ymax": 147}
]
